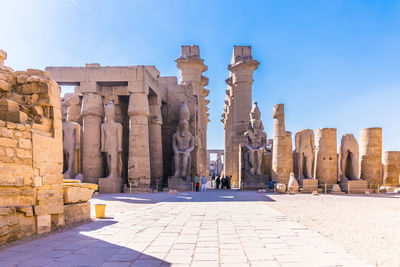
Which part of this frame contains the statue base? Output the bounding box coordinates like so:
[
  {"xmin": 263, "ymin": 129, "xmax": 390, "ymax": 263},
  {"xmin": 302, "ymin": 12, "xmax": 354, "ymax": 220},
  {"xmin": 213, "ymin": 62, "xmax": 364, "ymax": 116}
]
[
  {"xmin": 98, "ymin": 178, "xmax": 123, "ymax": 194},
  {"xmin": 340, "ymin": 179, "xmax": 372, "ymax": 194},
  {"xmin": 63, "ymin": 173, "xmax": 74, "ymax": 180},
  {"xmin": 299, "ymin": 179, "xmax": 319, "ymax": 193},
  {"xmin": 122, "ymin": 185, "xmax": 153, "ymax": 194},
  {"xmin": 167, "ymin": 176, "xmax": 192, "ymax": 191},
  {"xmin": 242, "ymin": 174, "xmax": 269, "ymax": 190}
]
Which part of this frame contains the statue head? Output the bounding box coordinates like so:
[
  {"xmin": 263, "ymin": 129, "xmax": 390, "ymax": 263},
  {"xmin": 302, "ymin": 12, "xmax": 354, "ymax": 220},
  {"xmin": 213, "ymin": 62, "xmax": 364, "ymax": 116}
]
[
  {"xmin": 273, "ymin": 104, "xmax": 284, "ymax": 119},
  {"xmin": 105, "ymin": 100, "xmax": 115, "ymax": 123},
  {"xmin": 178, "ymin": 120, "xmax": 189, "ymax": 136},
  {"xmin": 249, "ymin": 102, "xmax": 263, "ymax": 133}
]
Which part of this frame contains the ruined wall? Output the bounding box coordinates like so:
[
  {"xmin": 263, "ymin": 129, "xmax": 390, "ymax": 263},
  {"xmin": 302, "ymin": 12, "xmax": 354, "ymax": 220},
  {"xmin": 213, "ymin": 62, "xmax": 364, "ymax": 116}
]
[{"xmin": 0, "ymin": 53, "xmax": 64, "ymax": 244}]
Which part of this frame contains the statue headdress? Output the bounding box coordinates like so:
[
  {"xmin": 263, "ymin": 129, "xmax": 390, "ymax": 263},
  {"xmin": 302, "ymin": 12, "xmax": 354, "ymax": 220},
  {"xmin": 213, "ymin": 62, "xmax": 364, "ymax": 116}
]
[
  {"xmin": 179, "ymin": 101, "xmax": 190, "ymax": 122},
  {"xmin": 250, "ymin": 102, "xmax": 261, "ymax": 121}
]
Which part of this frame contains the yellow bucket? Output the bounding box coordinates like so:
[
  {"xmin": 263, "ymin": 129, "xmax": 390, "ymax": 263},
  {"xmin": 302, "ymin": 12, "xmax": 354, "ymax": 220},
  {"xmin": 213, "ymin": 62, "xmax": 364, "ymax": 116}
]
[{"xmin": 95, "ymin": 204, "xmax": 106, "ymax": 218}]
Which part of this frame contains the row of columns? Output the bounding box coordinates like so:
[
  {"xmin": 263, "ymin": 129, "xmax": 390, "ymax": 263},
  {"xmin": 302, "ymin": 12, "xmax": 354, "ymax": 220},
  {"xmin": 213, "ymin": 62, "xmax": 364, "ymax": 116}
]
[{"xmin": 80, "ymin": 87, "xmax": 163, "ymax": 187}]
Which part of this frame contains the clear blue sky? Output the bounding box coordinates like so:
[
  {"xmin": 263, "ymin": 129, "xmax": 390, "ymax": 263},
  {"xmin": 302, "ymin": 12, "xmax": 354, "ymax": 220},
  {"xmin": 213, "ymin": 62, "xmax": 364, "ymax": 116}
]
[{"xmin": 2, "ymin": 0, "xmax": 400, "ymax": 151}]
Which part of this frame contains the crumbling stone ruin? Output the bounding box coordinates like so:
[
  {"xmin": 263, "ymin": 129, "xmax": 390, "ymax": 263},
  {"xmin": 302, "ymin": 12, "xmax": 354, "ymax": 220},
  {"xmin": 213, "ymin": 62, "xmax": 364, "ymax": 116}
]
[{"xmin": 0, "ymin": 50, "xmax": 97, "ymax": 245}]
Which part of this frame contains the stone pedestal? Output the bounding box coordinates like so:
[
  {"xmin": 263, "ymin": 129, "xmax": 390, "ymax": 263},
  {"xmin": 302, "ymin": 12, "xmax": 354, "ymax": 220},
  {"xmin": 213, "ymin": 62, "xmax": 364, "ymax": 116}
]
[
  {"xmin": 299, "ymin": 179, "xmax": 318, "ymax": 193},
  {"xmin": 123, "ymin": 186, "xmax": 153, "ymax": 193},
  {"xmin": 242, "ymin": 174, "xmax": 269, "ymax": 191},
  {"xmin": 340, "ymin": 179, "xmax": 371, "ymax": 194},
  {"xmin": 98, "ymin": 178, "xmax": 123, "ymax": 194},
  {"xmin": 63, "ymin": 173, "xmax": 74, "ymax": 180},
  {"xmin": 167, "ymin": 176, "xmax": 192, "ymax": 191}
]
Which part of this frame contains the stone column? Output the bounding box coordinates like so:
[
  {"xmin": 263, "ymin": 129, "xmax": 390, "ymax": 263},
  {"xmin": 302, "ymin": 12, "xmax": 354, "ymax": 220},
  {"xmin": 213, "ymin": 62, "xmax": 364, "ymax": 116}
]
[
  {"xmin": 271, "ymin": 104, "xmax": 293, "ymax": 185},
  {"xmin": 128, "ymin": 92, "xmax": 151, "ymax": 188},
  {"xmin": 176, "ymin": 45, "xmax": 208, "ymax": 178},
  {"xmin": 314, "ymin": 128, "xmax": 338, "ymax": 188},
  {"xmin": 228, "ymin": 46, "xmax": 259, "ymax": 188},
  {"xmin": 80, "ymin": 92, "xmax": 103, "ymax": 183},
  {"xmin": 382, "ymin": 151, "xmax": 400, "ymax": 186},
  {"xmin": 360, "ymin": 127, "xmax": 382, "ymax": 186},
  {"xmin": 148, "ymin": 97, "xmax": 163, "ymax": 185}
]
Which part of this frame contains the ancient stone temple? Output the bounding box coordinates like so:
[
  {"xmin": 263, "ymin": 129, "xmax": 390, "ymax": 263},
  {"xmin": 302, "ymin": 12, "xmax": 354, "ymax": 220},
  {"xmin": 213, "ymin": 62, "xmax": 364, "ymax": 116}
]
[
  {"xmin": 46, "ymin": 45, "xmax": 209, "ymax": 192},
  {"xmin": 222, "ymin": 46, "xmax": 259, "ymax": 188}
]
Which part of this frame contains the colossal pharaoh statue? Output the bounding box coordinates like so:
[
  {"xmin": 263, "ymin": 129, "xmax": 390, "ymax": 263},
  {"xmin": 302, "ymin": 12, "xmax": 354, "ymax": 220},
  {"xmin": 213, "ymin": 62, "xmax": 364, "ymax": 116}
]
[
  {"xmin": 172, "ymin": 102, "xmax": 195, "ymax": 180},
  {"xmin": 62, "ymin": 107, "xmax": 81, "ymax": 178},
  {"xmin": 243, "ymin": 102, "xmax": 267, "ymax": 175},
  {"xmin": 295, "ymin": 129, "xmax": 315, "ymax": 179},
  {"xmin": 100, "ymin": 101, "xmax": 123, "ymax": 179}
]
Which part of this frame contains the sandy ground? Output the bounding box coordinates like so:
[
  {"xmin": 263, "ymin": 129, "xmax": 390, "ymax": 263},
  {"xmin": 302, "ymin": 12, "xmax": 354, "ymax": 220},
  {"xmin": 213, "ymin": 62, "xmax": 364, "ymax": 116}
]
[{"xmin": 267, "ymin": 193, "xmax": 400, "ymax": 267}]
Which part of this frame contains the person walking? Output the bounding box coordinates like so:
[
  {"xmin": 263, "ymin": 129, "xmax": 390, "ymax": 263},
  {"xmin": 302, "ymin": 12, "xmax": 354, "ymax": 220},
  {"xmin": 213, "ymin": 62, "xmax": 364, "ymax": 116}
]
[
  {"xmin": 194, "ymin": 174, "xmax": 200, "ymax": 192},
  {"xmin": 201, "ymin": 175, "xmax": 207, "ymax": 192},
  {"xmin": 216, "ymin": 175, "xmax": 221, "ymax": 189}
]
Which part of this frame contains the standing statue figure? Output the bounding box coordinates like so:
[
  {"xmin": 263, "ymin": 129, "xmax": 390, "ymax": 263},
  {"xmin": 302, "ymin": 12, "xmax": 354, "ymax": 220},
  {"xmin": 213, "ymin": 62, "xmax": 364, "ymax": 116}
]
[
  {"xmin": 340, "ymin": 134, "xmax": 359, "ymax": 180},
  {"xmin": 62, "ymin": 107, "xmax": 81, "ymax": 176},
  {"xmin": 172, "ymin": 102, "xmax": 195, "ymax": 179},
  {"xmin": 295, "ymin": 129, "xmax": 315, "ymax": 179},
  {"xmin": 101, "ymin": 101, "xmax": 123, "ymax": 179},
  {"xmin": 243, "ymin": 102, "xmax": 267, "ymax": 175}
]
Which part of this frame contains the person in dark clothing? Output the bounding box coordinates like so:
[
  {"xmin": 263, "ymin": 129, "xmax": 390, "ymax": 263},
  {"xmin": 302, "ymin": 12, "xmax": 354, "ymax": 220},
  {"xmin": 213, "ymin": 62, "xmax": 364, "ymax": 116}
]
[
  {"xmin": 194, "ymin": 174, "xmax": 200, "ymax": 192},
  {"xmin": 216, "ymin": 176, "xmax": 221, "ymax": 189}
]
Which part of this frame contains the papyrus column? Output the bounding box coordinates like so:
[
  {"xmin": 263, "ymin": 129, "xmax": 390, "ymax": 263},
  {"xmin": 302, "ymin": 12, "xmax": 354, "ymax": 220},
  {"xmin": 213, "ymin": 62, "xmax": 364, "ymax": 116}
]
[
  {"xmin": 148, "ymin": 97, "xmax": 163, "ymax": 184},
  {"xmin": 128, "ymin": 92, "xmax": 151, "ymax": 188},
  {"xmin": 81, "ymin": 90, "xmax": 103, "ymax": 183},
  {"xmin": 227, "ymin": 46, "xmax": 259, "ymax": 187}
]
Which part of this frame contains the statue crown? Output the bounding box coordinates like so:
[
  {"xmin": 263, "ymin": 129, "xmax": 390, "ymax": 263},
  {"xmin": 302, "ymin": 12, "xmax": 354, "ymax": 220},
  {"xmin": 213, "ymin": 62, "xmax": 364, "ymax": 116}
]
[{"xmin": 179, "ymin": 101, "xmax": 190, "ymax": 121}]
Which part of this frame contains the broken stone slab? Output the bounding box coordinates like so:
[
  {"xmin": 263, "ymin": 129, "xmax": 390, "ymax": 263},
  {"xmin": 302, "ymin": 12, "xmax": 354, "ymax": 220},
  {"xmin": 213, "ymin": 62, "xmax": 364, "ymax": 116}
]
[
  {"xmin": 64, "ymin": 202, "xmax": 91, "ymax": 225},
  {"xmin": 62, "ymin": 182, "xmax": 98, "ymax": 204}
]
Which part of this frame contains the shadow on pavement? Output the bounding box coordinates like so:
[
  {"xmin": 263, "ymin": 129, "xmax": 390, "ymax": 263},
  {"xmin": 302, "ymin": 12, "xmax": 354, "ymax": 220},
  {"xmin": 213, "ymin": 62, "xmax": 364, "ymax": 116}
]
[{"xmin": 0, "ymin": 219, "xmax": 171, "ymax": 267}]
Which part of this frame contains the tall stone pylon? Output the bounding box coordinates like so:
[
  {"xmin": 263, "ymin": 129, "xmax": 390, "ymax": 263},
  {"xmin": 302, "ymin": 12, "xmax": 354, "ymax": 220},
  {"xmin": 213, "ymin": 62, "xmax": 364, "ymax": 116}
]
[
  {"xmin": 271, "ymin": 104, "xmax": 293, "ymax": 185},
  {"xmin": 176, "ymin": 45, "xmax": 209, "ymax": 178},
  {"xmin": 222, "ymin": 46, "xmax": 259, "ymax": 187}
]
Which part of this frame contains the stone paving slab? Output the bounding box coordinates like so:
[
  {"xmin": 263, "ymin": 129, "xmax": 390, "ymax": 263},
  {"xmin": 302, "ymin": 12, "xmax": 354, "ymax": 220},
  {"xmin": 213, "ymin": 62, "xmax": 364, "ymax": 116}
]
[{"xmin": 0, "ymin": 191, "xmax": 373, "ymax": 266}]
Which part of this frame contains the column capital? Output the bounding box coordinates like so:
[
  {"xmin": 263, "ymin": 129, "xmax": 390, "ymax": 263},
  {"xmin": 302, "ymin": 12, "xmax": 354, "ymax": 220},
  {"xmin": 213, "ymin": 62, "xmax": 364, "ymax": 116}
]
[
  {"xmin": 80, "ymin": 92, "xmax": 103, "ymax": 117},
  {"xmin": 128, "ymin": 92, "xmax": 149, "ymax": 117}
]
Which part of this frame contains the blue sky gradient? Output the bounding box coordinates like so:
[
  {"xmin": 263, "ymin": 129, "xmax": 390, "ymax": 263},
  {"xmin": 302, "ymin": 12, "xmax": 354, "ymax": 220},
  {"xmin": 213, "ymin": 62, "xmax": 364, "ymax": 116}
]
[{"xmin": 2, "ymin": 0, "xmax": 400, "ymax": 151}]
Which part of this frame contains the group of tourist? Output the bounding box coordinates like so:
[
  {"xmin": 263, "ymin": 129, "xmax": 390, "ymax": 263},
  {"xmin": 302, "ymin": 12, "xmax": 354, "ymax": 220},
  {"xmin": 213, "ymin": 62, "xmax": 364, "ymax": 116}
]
[
  {"xmin": 215, "ymin": 174, "xmax": 232, "ymax": 189},
  {"xmin": 194, "ymin": 174, "xmax": 208, "ymax": 192},
  {"xmin": 193, "ymin": 174, "xmax": 232, "ymax": 191}
]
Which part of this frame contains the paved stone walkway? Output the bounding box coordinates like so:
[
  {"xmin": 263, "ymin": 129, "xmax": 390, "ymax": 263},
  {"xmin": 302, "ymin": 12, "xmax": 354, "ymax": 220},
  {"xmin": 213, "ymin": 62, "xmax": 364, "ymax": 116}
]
[{"xmin": 0, "ymin": 191, "xmax": 372, "ymax": 267}]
